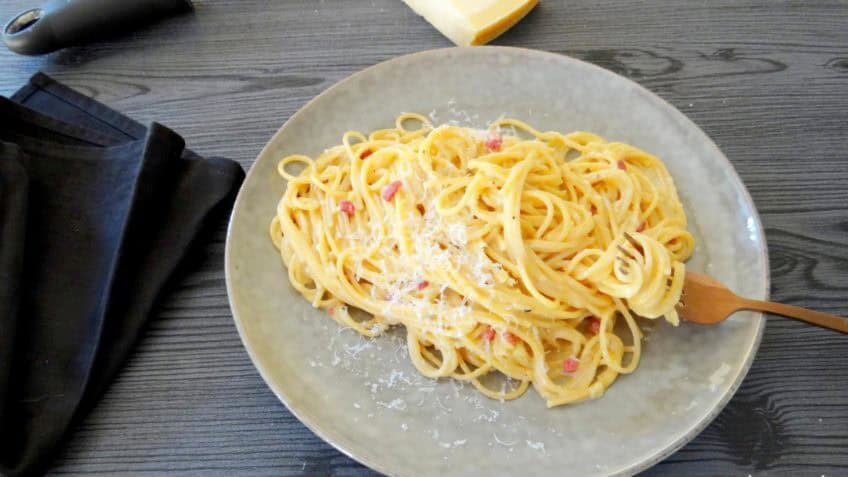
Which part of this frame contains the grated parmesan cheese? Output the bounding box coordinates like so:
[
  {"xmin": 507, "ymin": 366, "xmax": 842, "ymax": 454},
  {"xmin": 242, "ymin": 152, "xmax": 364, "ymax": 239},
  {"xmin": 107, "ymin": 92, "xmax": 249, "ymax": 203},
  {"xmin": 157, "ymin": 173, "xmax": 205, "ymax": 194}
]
[
  {"xmin": 493, "ymin": 433, "xmax": 516, "ymax": 447},
  {"xmin": 708, "ymin": 362, "xmax": 732, "ymax": 392},
  {"xmin": 526, "ymin": 440, "xmax": 546, "ymax": 452}
]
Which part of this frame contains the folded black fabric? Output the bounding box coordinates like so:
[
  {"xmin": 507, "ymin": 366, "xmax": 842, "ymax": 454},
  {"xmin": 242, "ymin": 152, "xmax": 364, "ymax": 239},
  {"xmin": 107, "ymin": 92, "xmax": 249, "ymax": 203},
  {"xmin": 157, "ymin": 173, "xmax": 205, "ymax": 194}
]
[{"xmin": 0, "ymin": 74, "xmax": 245, "ymax": 477}]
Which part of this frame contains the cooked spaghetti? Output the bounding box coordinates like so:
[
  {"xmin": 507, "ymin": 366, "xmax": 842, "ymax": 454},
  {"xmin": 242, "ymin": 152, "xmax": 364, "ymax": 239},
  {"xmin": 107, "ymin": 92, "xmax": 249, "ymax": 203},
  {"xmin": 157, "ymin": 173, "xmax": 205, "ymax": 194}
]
[{"xmin": 270, "ymin": 113, "xmax": 694, "ymax": 407}]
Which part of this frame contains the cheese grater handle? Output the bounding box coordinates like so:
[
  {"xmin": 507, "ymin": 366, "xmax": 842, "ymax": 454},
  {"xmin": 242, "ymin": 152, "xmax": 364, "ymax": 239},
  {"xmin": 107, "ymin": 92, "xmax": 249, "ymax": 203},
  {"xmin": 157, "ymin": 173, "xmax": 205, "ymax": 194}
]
[{"xmin": 3, "ymin": 0, "xmax": 193, "ymax": 55}]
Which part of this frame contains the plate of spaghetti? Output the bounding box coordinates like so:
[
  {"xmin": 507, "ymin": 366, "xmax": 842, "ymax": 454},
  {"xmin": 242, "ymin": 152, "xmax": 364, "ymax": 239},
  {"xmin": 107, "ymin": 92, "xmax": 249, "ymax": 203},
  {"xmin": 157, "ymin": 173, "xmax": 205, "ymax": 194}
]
[{"xmin": 226, "ymin": 47, "xmax": 768, "ymax": 477}]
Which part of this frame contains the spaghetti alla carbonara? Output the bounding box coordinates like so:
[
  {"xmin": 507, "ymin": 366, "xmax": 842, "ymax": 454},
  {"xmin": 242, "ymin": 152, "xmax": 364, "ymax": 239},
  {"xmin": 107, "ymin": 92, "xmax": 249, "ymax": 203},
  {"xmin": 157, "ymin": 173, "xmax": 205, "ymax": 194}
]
[{"xmin": 270, "ymin": 114, "xmax": 694, "ymax": 407}]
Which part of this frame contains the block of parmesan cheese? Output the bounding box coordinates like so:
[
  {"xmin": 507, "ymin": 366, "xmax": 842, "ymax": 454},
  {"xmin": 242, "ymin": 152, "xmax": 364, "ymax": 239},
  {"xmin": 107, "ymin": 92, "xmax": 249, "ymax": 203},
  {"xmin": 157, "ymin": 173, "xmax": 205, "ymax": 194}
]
[{"xmin": 402, "ymin": 0, "xmax": 539, "ymax": 46}]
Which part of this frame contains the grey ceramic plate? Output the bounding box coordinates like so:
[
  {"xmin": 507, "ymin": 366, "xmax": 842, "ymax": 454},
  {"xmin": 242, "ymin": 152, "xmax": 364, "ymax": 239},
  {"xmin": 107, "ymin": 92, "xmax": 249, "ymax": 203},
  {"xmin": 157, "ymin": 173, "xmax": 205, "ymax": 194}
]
[{"xmin": 226, "ymin": 47, "xmax": 768, "ymax": 477}]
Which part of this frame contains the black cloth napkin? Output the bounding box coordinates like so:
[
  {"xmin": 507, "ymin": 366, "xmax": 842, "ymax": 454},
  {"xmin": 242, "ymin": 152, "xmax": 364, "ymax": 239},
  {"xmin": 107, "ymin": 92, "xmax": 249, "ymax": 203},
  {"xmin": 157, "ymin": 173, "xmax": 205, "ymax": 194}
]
[{"xmin": 0, "ymin": 73, "xmax": 245, "ymax": 477}]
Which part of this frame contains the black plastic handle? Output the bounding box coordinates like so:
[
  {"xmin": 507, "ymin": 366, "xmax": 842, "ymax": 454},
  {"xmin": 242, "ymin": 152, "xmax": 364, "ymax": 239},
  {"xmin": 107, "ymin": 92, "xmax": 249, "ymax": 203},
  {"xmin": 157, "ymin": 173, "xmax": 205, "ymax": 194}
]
[{"xmin": 3, "ymin": 0, "xmax": 193, "ymax": 55}]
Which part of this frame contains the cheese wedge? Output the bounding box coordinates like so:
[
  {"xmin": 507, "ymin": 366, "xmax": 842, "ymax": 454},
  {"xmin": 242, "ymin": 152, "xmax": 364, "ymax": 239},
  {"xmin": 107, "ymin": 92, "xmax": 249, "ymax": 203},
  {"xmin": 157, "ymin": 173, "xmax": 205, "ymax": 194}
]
[{"xmin": 402, "ymin": 0, "xmax": 539, "ymax": 46}]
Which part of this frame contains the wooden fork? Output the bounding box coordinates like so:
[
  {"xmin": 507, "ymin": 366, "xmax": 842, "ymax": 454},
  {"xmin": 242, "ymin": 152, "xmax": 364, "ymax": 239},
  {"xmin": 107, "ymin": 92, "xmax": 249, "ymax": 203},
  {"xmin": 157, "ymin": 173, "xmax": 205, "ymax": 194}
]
[
  {"xmin": 677, "ymin": 271, "xmax": 848, "ymax": 333},
  {"xmin": 618, "ymin": 232, "xmax": 847, "ymax": 334}
]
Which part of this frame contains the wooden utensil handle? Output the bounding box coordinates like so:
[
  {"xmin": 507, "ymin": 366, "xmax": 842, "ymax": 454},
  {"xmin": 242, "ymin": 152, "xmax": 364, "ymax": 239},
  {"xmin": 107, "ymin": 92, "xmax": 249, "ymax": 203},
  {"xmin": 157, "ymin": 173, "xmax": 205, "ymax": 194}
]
[{"xmin": 741, "ymin": 299, "xmax": 848, "ymax": 334}]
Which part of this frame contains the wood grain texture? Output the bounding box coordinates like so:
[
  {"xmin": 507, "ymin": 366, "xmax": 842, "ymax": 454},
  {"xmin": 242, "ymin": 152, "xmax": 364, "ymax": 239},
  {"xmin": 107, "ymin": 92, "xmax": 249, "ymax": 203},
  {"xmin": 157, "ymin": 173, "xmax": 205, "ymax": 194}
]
[{"xmin": 1, "ymin": 0, "xmax": 846, "ymax": 475}]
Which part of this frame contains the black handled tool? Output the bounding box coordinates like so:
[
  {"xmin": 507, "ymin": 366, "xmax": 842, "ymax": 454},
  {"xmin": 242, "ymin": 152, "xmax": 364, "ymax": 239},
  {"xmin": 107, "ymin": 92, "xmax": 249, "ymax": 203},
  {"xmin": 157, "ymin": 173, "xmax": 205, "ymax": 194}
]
[{"xmin": 3, "ymin": 0, "xmax": 193, "ymax": 55}]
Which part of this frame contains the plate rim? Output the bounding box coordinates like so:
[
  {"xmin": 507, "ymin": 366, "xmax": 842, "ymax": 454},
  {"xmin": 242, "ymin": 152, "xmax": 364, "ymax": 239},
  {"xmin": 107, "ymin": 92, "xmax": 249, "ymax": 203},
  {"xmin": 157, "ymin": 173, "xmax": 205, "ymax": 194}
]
[{"xmin": 225, "ymin": 46, "xmax": 770, "ymax": 477}]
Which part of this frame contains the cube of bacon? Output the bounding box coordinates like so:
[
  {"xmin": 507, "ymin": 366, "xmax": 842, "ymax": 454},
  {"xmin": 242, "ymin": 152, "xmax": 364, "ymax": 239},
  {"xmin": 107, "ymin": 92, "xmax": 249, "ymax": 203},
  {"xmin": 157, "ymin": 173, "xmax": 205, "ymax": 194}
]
[
  {"xmin": 587, "ymin": 317, "xmax": 601, "ymax": 334},
  {"xmin": 339, "ymin": 200, "xmax": 355, "ymax": 217},
  {"xmin": 382, "ymin": 181, "xmax": 402, "ymax": 201},
  {"xmin": 563, "ymin": 356, "xmax": 580, "ymax": 374},
  {"xmin": 485, "ymin": 130, "xmax": 503, "ymax": 151}
]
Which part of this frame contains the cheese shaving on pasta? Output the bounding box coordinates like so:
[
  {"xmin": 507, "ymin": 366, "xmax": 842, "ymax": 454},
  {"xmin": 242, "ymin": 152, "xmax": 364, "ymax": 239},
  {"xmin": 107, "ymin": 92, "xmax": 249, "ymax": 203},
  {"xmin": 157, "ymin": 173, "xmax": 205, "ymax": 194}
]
[{"xmin": 270, "ymin": 113, "xmax": 694, "ymax": 407}]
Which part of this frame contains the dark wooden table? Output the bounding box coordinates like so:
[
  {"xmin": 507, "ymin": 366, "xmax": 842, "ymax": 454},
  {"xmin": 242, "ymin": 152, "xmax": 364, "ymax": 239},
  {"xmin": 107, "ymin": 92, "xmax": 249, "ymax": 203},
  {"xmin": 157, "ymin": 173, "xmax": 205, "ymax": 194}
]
[{"xmin": 2, "ymin": 1, "xmax": 846, "ymax": 475}]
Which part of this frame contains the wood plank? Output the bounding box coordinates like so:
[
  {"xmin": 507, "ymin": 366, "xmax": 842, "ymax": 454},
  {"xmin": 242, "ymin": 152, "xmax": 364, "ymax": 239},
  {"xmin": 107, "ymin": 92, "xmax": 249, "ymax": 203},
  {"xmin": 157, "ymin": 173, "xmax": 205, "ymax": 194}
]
[{"xmin": 0, "ymin": 0, "xmax": 845, "ymax": 475}]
